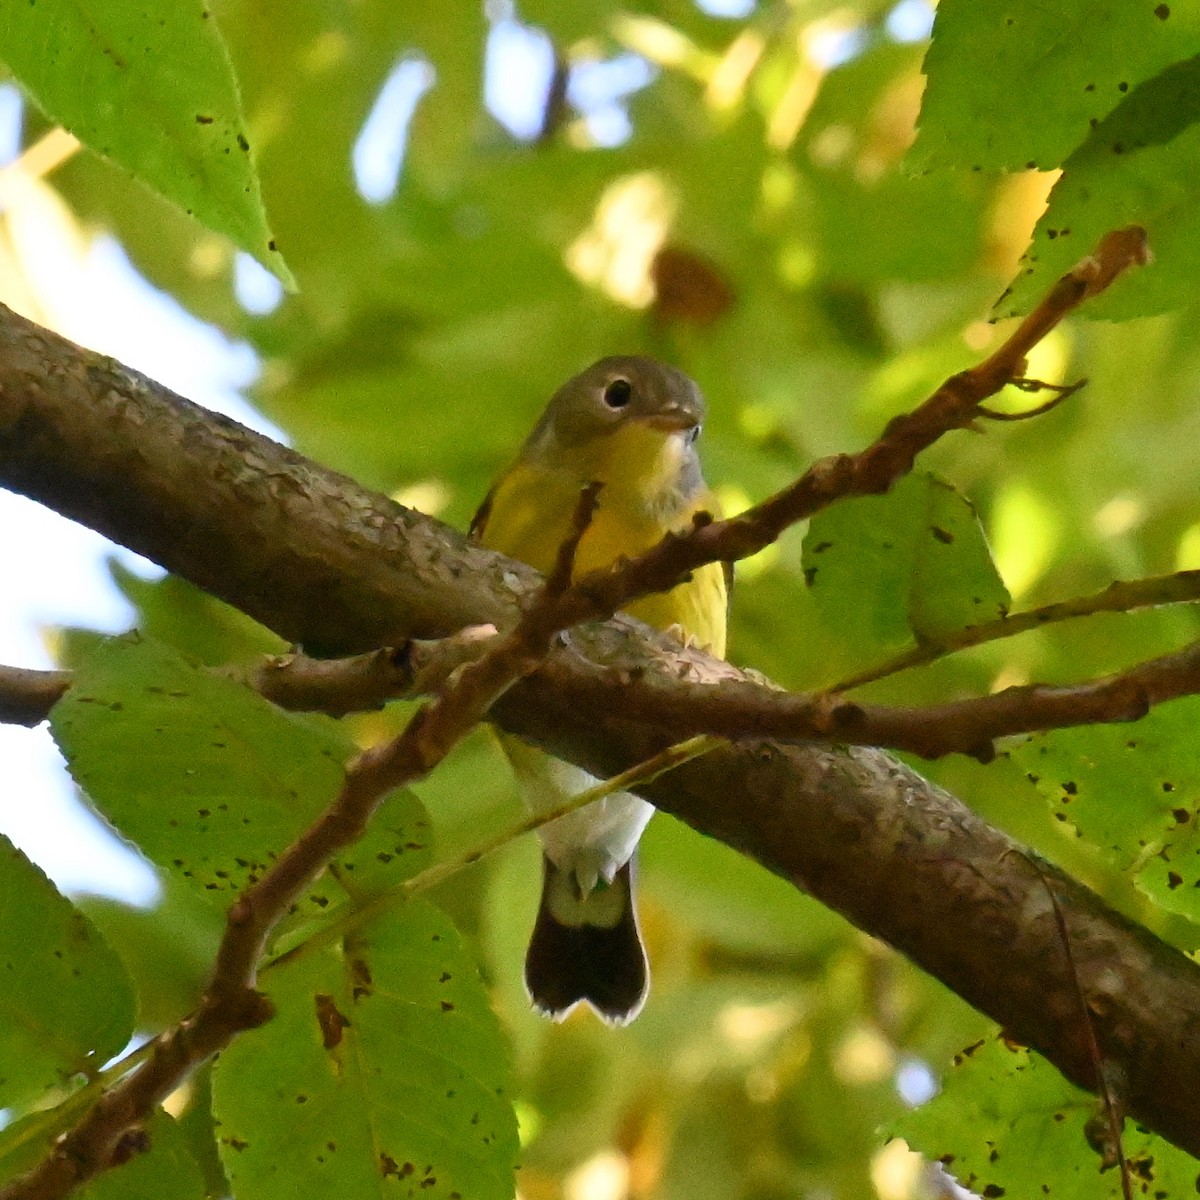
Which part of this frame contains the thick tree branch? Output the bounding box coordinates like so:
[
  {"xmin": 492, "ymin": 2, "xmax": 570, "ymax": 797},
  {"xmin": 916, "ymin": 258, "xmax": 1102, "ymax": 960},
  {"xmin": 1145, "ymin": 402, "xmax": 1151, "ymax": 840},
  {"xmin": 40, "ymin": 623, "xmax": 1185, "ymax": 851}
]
[
  {"xmin": 12, "ymin": 627, "xmax": 1200, "ymax": 763},
  {"xmin": 7, "ymin": 238, "xmax": 1200, "ymax": 1160},
  {"xmin": 3, "ymin": 233, "xmax": 1178, "ymax": 756}
]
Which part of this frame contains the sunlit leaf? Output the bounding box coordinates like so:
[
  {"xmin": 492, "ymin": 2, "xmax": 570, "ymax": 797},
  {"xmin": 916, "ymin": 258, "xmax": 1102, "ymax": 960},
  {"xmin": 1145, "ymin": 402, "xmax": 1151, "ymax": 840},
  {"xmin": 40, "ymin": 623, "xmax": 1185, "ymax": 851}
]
[
  {"xmin": 212, "ymin": 901, "xmax": 518, "ymax": 1200},
  {"xmin": 51, "ymin": 634, "xmax": 348, "ymax": 897},
  {"xmin": 915, "ymin": 0, "xmax": 1200, "ymax": 171},
  {"xmin": 1000, "ymin": 56, "xmax": 1200, "ymax": 319},
  {"xmin": 894, "ymin": 1035, "xmax": 1196, "ymax": 1198},
  {"xmin": 1013, "ymin": 697, "xmax": 1200, "ymax": 923},
  {"xmin": 0, "ymin": 0, "xmax": 292, "ymax": 283},
  {"xmin": 51, "ymin": 635, "xmax": 431, "ymax": 911},
  {"xmin": 802, "ymin": 473, "xmax": 1010, "ymax": 669}
]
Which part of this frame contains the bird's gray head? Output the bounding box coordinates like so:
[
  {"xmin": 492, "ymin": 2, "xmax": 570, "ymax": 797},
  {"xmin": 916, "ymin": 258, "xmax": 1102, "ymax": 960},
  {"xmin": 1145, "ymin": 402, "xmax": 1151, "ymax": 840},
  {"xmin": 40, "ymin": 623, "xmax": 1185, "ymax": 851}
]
[{"xmin": 527, "ymin": 356, "xmax": 706, "ymax": 454}]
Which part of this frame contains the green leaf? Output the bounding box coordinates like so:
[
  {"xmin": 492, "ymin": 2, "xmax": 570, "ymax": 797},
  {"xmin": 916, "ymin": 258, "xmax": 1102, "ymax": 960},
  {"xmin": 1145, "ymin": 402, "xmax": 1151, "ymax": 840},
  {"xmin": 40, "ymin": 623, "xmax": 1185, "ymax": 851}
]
[
  {"xmin": 51, "ymin": 634, "xmax": 351, "ymax": 899},
  {"xmin": 802, "ymin": 473, "xmax": 1010, "ymax": 666},
  {"xmin": 1013, "ymin": 697, "xmax": 1200, "ymax": 922},
  {"xmin": 77, "ymin": 879, "xmax": 224, "ymax": 1031},
  {"xmin": 0, "ymin": 0, "xmax": 292, "ymax": 284},
  {"xmin": 0, "ymin": 835, "xmax": 134, "ymax": 1111},
  {"xmin": 51, "ymin": 635, "xmax": 434, "ymax": 916},
  {"xmin": 1000, "ymin": 56, "xmax": 1200, "ymax": 320},
  {"xmin": 110, "ymin": 562, "xmax": 286, "ymax": 666},
  {"xmin": 914, "ymin": 0, "xmax": 1200, "ymax": 171},
  {"xmin": 893, "ymin": 1035, "xmax": 1196, "ymax": 1198},
  {"xmin": 212, "ymin": 901, "xmax": 519, "ymax": 1200}
]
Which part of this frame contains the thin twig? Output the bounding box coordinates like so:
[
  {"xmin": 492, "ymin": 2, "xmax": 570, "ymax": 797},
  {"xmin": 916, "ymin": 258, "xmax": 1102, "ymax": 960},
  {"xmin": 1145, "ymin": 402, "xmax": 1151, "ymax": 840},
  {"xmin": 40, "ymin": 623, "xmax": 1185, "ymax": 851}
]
[
  {"xmin": 1037, "ymin": 871, "xmax": 1132, "ymax": 1200},
  {"xmin": 566, "ymin": 635, "xmax": 1200, "ymax": 763},
  {"xmin": 831, "ymin": 570, "xmax": 1200, "ymax": 693},
  {"xmin": 0, "ymin": 665, "xmax": 71, "ymax": 726},
  {"xmin": 976, "ymin": 377, "xmax": 1086, "ymax": 421}
]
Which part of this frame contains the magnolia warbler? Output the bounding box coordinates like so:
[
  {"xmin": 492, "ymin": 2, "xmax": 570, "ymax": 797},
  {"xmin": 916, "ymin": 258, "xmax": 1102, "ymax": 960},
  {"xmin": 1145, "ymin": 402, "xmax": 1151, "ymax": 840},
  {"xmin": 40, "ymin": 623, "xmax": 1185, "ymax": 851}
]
[{"xmin": 471, "ymin": 356, "xmax": 727, "ymax": 1024}]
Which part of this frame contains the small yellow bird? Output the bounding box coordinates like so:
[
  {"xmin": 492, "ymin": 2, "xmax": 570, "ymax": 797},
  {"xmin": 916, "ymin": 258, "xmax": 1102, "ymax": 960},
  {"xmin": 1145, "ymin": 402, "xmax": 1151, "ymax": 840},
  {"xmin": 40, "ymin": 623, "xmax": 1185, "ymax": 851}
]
[{"xmin": 471, "ymin": 356, "xmax": 727, "ymax": 1023}]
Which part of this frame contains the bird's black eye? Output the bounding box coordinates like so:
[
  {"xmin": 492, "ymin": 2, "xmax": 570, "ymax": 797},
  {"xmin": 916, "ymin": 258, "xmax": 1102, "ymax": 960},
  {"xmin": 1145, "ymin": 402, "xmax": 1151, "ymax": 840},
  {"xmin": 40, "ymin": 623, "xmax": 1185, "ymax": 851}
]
[
  {"xmin": 687, "ymin": 424, "xmax": 701, "ymax": 444},
  {"xmin": 603, "ymin": 378, "xmax": 633, "ymax": 409}
]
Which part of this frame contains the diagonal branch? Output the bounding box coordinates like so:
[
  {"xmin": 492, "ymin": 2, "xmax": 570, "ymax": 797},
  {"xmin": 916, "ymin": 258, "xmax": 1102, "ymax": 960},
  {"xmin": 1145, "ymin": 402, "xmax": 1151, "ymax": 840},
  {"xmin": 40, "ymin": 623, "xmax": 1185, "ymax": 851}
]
[{"xmin": 7, "ymin": 231, "xmax": 1200, "ymax": 1161}]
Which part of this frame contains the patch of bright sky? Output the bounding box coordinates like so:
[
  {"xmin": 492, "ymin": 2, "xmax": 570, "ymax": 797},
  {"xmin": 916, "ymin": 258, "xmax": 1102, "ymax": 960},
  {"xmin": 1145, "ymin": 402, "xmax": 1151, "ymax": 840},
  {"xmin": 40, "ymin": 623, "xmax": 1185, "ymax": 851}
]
[
  {"xmin": 569, "ymin": 54, "xmax": 657, "ymax": 147},
  {"xmin": 896, "ymin": 1057, "xmax": 938, "ymax": 1107},
  {"xmin": 696, "ymin": 0, "xmax": 756, "ymax": 18},
  {"xmin": 352, "ymin": 57, "xmax": 436, "ymax": 204},
  {"xmin": 485, "ymin": 19, "xmax": 554, "ymax": 141},
  {"xmin": 233, "ymin": 251, "xmax": 285, "ymax": 316},
  {"xmin": 809, "ymin": 24, "xmax": 870, "ymax": 69},
  {"xmin": 484, "ymin": 12, "xmax": 656, "ymax": 148},
  {"xmin": 0, "ymin": 85, "xmax": 21, "ymax": 160},
  {"xmin": 886, "ymin": 0, "xmax": 934, "ymax": 43},
  {"xmin": 0, "ymin": 93, "xmax": 280, "ymax": 903}
]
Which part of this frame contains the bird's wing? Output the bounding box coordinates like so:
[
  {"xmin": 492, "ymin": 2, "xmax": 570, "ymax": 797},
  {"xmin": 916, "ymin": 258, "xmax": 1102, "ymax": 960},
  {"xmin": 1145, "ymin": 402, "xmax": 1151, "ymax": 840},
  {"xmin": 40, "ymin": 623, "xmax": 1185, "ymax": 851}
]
[{"xmin": 468, "ymin": 487, "xmax": 495, "ymax": 543}]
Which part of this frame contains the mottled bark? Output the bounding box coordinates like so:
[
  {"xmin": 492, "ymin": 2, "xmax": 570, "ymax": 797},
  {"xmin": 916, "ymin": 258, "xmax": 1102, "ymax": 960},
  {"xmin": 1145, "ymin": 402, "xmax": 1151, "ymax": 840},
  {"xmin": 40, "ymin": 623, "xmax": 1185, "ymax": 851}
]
[{"xmin": 3, "ymin": 302, "xmax": 1200, "ymax": 1156}]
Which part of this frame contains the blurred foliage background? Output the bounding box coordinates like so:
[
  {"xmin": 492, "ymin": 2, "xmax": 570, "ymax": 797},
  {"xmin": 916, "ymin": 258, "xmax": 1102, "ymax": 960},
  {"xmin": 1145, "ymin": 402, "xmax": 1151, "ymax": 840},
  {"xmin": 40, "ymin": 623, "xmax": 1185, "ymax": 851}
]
[{"xmin": 4, "ymin": 0, "xmax": 1200, "ymax": 1197}]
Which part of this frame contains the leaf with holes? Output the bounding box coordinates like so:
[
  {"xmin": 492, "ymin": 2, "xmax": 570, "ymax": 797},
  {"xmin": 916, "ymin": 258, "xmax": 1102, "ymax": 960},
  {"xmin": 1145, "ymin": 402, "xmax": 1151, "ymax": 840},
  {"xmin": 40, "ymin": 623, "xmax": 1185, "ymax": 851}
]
[
  {"xmin": 1014, "ymin": 697, "xmax": 1200, "ymax": 923},
  {"xmin": 51, "ymin": 633, "xmax": 349, "ymax": 899},
  {"xmin": 802, "ymin": 472, "xmax": 1009, "ymax": 667},
  {"xmin": 51, "ymin": 635, "xmax": 431, "ymax": 913},
  {"xmin": 999, "ymin": 56, "xmax": 1200, "ymax": 320},
  {"xmin": 0, "ymin": 0, "xmax": 292, "ymax": 283},
  {"xmin": 212, "ymin": 900, "xmax": 518, "ymax": 1200},
  {"xmin": 914, "ymin": 0, "xmax": 1200, "ymax": 171},
  {"xmin": 892, "ymin": 1035, "xmax": 1194, "ymax": 1199}
]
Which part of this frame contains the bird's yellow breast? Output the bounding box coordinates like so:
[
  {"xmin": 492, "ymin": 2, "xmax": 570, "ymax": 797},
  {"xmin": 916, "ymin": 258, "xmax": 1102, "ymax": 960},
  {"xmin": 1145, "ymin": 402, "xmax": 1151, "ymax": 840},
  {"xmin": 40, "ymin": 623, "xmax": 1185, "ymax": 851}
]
[{"xmin": 479, "ymin": 427, "xmax": 726, "ymax": 657}]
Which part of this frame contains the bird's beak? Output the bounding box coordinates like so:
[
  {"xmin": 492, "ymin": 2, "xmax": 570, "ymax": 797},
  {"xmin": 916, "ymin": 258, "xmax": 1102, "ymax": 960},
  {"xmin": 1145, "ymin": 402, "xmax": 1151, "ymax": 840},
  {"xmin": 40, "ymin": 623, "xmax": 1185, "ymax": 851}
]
[{"xmin": 641, "ymin": 403, "xmax": 700, "ymax": 434}]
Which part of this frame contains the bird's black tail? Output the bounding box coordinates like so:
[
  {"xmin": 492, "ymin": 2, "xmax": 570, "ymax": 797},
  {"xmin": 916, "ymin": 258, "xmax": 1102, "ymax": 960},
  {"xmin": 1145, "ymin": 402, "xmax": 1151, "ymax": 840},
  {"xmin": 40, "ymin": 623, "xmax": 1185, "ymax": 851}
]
[{"xmin": 524, "ymin": 855, "xmax": 648, "ymax": 1025}]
